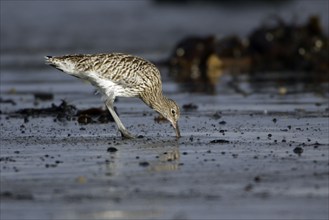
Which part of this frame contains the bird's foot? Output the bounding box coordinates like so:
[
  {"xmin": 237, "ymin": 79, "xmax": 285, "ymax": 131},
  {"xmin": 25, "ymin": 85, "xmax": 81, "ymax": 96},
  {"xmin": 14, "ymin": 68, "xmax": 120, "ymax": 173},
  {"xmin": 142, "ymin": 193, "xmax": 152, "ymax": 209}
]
[{"xmin": 120, "ymin": 130, "xmax": 136, "ymax": 139}]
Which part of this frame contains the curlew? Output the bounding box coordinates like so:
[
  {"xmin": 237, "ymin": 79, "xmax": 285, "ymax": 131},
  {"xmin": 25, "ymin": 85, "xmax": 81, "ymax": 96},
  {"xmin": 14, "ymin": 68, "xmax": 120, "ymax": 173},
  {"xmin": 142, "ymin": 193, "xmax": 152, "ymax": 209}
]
[{"xmin": 45, "ymin": 53, "xmax": 180, "ymax": 139}]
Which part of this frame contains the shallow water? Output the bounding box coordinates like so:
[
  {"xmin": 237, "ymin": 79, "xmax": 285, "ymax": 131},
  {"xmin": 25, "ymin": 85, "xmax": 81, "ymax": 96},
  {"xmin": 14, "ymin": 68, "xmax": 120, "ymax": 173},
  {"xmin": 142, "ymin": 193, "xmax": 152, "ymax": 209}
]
[
  {"xmin": 1, "ymin": 67, "xmax": 329, "ymax": 219},
  {"xmin": 1, "ymin": 1, "xmax": 329, "ymax": 219}
]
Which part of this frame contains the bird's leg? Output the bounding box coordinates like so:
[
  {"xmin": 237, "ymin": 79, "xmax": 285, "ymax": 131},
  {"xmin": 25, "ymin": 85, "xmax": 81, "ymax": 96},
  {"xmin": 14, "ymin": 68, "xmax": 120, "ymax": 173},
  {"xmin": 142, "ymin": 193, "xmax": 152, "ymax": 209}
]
[{"xmin": 105, "ymin": 100, "xmax": 135, "ymax": 139}]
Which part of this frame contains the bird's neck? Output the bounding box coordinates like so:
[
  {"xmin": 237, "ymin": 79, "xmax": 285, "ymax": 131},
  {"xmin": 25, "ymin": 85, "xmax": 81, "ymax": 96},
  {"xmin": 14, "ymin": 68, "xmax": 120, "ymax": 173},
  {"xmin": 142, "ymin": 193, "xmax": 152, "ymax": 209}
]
[{"xmin": 141, "ymin": 91, "xmax": 168, "ymax": 114}]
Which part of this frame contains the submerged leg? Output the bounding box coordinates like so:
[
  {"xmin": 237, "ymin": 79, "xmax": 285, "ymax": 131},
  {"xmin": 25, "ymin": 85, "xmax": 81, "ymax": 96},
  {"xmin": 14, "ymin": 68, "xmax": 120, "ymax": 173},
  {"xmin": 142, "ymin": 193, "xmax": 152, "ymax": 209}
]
[{"xmin": 105, "ymin": 100, "xmax": 135, "ymax": 139}]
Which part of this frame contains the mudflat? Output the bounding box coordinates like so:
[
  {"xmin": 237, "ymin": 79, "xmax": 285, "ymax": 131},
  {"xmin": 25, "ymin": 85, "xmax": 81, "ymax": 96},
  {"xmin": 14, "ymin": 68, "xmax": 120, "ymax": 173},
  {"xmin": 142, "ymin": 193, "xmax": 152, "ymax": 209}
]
[{"xmin": 1, "ymin": 68, "xmax": 328, "ymax": 220}]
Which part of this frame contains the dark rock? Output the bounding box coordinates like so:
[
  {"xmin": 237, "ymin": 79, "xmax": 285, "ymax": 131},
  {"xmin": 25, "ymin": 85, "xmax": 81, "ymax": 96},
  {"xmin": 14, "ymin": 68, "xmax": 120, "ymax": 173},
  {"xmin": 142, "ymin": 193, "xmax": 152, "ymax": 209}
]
[
  {"xmin": 210, "ymin": 139, "xmax": 230, "ymax": 144},
  {"xmin": 254, "ymin": 176, "xmax": 261, "ymax": 182},
  {"xmin": 0, "ymin": 98, "xmax": 16, "ymax": 105},
  {"xmin": 16, "ymin": 100, "xmax": 77, "ymax": 120},
  {"xmin": 107, "ymin": 147, "xmax": 118, "ymax": 153},
  {"xmin": 183, "ymin": 103, "xmax": 198, "ymax": 111},
  {"xmin": 139, "ymin": 161, "xmax": 150, "ymax": 167},
  {"xmin": 34, "ymin": 92, "xmax": 54, "ymax": 101},
  {"xmin": 293, "ymin": 147, "xmax": 304, "ymax": 156}
]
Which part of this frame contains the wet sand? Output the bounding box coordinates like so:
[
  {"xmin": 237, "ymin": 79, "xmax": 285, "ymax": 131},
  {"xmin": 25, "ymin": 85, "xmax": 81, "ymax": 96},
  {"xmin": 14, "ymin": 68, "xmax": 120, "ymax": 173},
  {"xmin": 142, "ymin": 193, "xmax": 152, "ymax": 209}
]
[
  {"xmin": 1, "ymin": 68, "xmax": 328, "ymax": 220},
  {"xmin": 1, "ymin": 1, "xmax": 329, "ymax": 219}
]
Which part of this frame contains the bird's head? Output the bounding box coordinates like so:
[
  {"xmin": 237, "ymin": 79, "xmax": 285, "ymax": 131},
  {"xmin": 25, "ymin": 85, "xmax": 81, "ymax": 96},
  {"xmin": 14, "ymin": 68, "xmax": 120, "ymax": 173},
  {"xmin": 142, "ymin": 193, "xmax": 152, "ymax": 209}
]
[{"xmin": 161, "ymin": 99, "xmax": 181, "ymax": 138}]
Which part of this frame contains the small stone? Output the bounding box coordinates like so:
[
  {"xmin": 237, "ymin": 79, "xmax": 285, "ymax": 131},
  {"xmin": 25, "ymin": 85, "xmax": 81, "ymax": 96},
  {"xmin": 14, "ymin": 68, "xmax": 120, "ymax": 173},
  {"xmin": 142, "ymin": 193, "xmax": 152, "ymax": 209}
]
[
  {"xmin": 1, "ymin": 191, "xmax": 13, "ymax": 198},
  {"xmin": 293, "ymin": 147, "xmax": 303, "ymax": 156},
  {"xmin": 182, "ymin": 103, "xmax": 198, "ymax": 111},
  {"xmin": 254, "ymin": 176, "xmax": 261, "ymax": 182},
  {"xmin": 139, "ymin": 161, "xmax": 150, "ymax": 167},
  {"xmin": 107, "ymin": 147, "xmax": 118, "ymax": 153},
  {"xmin": 210, "ymin": 139, "xmax": 230, "ymax": 144},
  {"xmin": 34, "ymin": 92, "xmax": 54, "ymax": 101}
]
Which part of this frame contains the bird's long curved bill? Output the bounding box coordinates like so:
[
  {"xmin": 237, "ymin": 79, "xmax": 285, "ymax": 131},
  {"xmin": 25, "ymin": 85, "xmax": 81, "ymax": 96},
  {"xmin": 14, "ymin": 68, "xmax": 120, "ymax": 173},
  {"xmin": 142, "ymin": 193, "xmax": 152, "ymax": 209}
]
[{"xmin": 174, "ymin": 123, "xmax": 181, "ymax": 138}]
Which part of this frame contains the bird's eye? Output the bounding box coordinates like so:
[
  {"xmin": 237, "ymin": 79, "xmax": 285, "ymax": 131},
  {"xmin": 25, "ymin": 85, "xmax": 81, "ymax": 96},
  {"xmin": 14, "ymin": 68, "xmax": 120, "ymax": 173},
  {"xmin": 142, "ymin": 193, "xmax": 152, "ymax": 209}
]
[{"xmin": 171, "ymin": 109, "xmax": 176, "ymax": 115}]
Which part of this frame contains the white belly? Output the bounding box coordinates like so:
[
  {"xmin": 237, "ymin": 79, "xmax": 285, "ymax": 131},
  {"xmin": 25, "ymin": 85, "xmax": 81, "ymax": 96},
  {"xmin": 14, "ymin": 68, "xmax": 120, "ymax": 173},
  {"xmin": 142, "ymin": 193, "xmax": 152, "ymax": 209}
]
[
  {"xmin": 92, "ymin": 76, "xmax": 138, "ymax": 99},
  {"xmin": 82, "ymin": 71, "xmax": 139, "ymax": 100}
]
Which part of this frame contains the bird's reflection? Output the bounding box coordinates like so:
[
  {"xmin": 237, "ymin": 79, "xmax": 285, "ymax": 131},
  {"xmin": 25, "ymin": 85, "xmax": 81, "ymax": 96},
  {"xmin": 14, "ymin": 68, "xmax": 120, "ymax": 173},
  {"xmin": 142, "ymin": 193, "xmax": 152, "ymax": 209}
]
[
  {"xmin": 104, "ymin": 139, "xmax": 181, "ymax": 175},
  {"xmin": 104, "ymin": 154, "xmax": 118, "ymax": 176},
  {"xmin": 150, "ymin": 144, "xmax": 180, "ymax": 172}
]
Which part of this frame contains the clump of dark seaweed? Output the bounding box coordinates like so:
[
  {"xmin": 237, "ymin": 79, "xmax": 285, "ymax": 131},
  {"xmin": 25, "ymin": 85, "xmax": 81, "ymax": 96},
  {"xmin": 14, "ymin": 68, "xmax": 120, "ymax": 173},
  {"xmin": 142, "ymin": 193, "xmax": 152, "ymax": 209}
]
[
  {"xmin": 14, "ymin": 100, "xmax": 114, "ymax": 124},
  {"xmin": 168, "ymin": 15, "xmax": 328, "ymax": 94},
  {"xmin": 16, "ymin": 100, "xmax": 77, "ymax": 121}
]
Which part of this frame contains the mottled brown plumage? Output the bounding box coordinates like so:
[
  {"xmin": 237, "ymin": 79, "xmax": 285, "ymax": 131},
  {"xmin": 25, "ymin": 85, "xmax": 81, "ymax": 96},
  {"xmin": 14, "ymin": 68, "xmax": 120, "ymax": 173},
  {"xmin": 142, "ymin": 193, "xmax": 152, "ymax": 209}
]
[{"xmin": 45, "ymin": 53, "xmax": 180, "ymax": 138}]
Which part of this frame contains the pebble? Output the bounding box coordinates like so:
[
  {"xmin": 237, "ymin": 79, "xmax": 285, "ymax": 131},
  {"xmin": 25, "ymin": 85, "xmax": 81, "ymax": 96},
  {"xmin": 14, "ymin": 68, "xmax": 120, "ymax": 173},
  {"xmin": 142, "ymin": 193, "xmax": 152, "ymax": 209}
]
[
  {"xmin": 139, "ymin": 161, "xmax": 150, "ymax": 167},
  {"xmin": 107, "ymin": 147, "xmax": 118, "ymax": 153},
  {"xmin": 293, "ymin": 147, "xmax": 304, "ymax": 156},
  {"xmin": 209, "ymin": 139, "xmax": 230, "ymax": 144}
]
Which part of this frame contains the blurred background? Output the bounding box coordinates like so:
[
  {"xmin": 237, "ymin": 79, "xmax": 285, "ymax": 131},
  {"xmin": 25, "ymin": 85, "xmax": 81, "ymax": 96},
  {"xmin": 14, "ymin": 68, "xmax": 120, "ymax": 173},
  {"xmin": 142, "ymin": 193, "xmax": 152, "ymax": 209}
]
[{"xmin": 1, "ymin": 0, "xmax": 328, "ymax": 94}]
